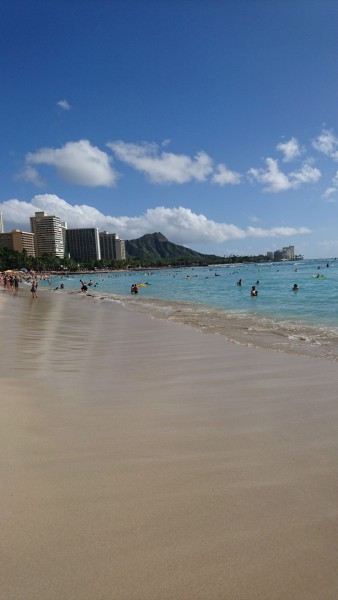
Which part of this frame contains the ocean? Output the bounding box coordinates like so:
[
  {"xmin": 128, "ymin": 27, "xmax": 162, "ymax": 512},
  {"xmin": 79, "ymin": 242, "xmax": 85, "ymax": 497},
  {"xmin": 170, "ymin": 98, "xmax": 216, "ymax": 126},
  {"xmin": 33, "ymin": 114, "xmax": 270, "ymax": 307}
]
[{"xmin": 41, "ymin": 259, "xmax": 338, "ymax": 361}]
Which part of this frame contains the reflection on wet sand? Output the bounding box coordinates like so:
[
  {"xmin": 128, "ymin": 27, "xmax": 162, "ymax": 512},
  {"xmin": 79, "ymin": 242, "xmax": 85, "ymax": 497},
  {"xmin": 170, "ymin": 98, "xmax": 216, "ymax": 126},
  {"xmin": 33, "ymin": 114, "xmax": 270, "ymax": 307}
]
[{"xmin": 1, "ymin": 288, "xmax": 338, "ymax": 600}]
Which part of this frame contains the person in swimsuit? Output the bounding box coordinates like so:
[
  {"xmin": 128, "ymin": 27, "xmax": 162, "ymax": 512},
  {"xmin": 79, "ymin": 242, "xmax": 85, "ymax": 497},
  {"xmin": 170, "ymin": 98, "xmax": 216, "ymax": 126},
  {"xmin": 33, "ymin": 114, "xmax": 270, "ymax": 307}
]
[{"xmin": 31, "ymin": 279, "xmax": 38, "ymax": 298}]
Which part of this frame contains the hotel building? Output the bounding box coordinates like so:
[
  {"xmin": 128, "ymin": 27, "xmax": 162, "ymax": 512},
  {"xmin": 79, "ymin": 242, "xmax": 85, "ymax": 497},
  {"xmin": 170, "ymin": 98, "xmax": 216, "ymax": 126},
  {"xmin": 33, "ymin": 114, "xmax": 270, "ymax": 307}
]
[
  {"xmin": 30, "ymin": 212, "xmax": 65, "ymax": 258},
  {"xmin": 66, "ymin": 228, "xmax": 101, "ymax": 262},
  {"xmin": 99, "ymin": 231, "xmax": 126, "ymax": 261},
  {"xmin": 0, "ymin": 229, "xmax": 36, "ymax": 256}
]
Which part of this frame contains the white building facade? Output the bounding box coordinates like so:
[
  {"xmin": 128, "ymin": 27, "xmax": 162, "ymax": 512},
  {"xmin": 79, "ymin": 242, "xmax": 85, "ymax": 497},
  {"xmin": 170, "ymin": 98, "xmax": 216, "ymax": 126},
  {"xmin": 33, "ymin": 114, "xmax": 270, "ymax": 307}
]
[{"xmin": 30, "ymin": 212, "xmax": 65, "ymax": 258}]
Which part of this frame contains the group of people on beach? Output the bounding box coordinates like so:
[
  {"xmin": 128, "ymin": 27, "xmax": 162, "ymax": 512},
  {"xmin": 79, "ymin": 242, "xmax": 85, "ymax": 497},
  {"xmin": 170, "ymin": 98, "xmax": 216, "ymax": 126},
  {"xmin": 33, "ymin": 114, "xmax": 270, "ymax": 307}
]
[
  {"xmin": 2, "ymin": 273, "xmax": 20, "ymax": 293},
  {"xmin": 2, "ymin": 267, "xmax": 316, "ymax": 302},
  {"xmin": 0, "ymin": 272, "xmax": 39, "ymax": 298}
]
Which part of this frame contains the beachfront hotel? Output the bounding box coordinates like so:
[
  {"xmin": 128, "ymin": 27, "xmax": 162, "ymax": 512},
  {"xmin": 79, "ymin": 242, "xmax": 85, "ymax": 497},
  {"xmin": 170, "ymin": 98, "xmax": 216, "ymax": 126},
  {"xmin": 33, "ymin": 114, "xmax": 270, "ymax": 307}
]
[
  {"xmin": 65, "ymin": 227, "xmax": 101, "ymax": 262},
  {"xmin": 0, "ymin": 229, "xmax": 36, "ymax": 257},
  {"xmin": 0, "ymin": 214, "xmax": 35, "ymax": 256},
  {"xmin": 267, "ymin": 245, "xmax": 297, "ymax": 261},
  {"xmin": 11, "ymin": 209, "xmax": 126, "ymax": 263},
  {"xmin": 99, "ymin": 231, "xmax": 126, "ymax": 261},
  {"xmin": 30, "ymin": 212, "xmax": 65, "ymax": 258}
]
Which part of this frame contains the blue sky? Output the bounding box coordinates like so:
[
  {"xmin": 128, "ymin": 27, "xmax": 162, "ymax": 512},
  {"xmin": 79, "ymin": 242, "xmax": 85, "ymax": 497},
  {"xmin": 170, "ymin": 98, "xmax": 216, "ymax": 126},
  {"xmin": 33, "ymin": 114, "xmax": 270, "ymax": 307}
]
[{"xmin": 1, "ymin": 0, "xmax": 338, "ymax": 258}]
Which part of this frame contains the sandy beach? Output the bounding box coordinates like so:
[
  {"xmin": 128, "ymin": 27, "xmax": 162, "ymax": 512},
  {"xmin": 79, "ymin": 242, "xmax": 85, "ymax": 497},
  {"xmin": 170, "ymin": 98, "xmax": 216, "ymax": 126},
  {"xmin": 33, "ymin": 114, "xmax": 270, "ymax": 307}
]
[{"xmin": 1, "ymin": 288, "xmax": 338, "ymax": 600}]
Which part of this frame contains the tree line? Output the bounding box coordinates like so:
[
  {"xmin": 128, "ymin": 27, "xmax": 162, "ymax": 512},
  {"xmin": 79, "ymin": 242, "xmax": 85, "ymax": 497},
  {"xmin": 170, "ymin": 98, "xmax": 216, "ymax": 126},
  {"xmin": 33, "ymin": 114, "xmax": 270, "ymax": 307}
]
[{"xmin": 0, "ymin": 246, "xmax": 275, "ymax": 272}]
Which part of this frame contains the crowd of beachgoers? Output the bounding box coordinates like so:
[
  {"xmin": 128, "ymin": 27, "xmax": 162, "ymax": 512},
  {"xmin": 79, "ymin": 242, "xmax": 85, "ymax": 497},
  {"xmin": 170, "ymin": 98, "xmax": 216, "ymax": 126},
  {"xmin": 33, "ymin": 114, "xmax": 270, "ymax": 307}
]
[{"xmin": 0, "ymin": 269, "xmax": 42, "ymax": 298}]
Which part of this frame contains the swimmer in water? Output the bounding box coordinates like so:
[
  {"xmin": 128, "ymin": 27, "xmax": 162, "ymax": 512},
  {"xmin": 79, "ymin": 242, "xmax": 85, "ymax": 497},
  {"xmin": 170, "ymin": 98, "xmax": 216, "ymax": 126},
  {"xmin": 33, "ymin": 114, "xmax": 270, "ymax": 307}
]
[{"xmin": 292, "ymin": 283, "xmax": 299, "ymax": 291}]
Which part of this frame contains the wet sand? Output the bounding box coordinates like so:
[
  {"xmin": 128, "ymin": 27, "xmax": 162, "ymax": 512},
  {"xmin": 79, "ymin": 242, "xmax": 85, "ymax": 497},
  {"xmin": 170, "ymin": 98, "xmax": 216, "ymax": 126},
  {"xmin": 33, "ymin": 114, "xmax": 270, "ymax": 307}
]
[{"xmin": 1, "ymin": 288, "xmax": 338, "ymax": 599}]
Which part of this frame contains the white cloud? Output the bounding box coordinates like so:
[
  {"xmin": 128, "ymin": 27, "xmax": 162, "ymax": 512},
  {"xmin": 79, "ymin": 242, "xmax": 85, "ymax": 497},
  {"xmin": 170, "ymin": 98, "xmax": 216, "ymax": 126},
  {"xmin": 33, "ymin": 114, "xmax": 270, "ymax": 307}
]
[
  {"xmin": 289, "ymin": 163, "xmax": 321, "ymax": 186},
  {"xmin": 57, "ymin": 99, "xmax": 71, "ymax": 110},
  {"xmin": 248, "ymin": 158, "xmax": 291, "ymax": 192},
  {"xmin": 211, "ymin": 164, "xmax": 241, "ymax": 185},
  {"xmin": 322, "ymin": 189, "xmax": 337, "ymax": 202},
  {"xmin": 248, "ymin": 158, "xmax": 321, "ymax": 192},
  {"xmin": 16, "ymin": 165, "xmax": 45, "ymax": 187},
  {"xmin": 246, "ymin": 225, "xmax": 310, "ymax": 237},
  {"xmin": 312, "ymin": 129, "xmax": 338, "ymax": 161},
  {"xmin": 107, "ymin": 140, "xmax": 213, "ymax": 184},
  {"xmin": 276, "ymin": 137, "xmax": 301, "ymax": 162},
  {"xmin": 0, "ymin": 194, "xmax": 311, "ymax": 246},
  {"xmin": 0, "ymin": 199, "xmax": 40, "ymax": 230},
  {"xmin": 25, "ymin": 140, "xmax": 119, "ymax": 187},
  {"xmin": 322, "ymin": 170, "xmax": 338, "ymax": 202}
]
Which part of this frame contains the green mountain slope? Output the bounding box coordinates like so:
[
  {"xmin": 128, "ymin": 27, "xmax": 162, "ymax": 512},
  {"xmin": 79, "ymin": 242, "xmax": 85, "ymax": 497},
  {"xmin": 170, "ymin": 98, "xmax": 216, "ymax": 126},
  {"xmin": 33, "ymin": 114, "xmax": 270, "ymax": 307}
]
[{"xmin": 125, "ymin": 232, "xmax": 224, "ymax": 263}]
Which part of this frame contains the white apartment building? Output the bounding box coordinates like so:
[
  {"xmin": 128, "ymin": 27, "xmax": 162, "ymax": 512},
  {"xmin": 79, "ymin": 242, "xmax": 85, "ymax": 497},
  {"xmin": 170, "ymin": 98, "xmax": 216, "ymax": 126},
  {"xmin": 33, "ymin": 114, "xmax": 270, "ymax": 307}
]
[
  {"xmin": 30, "ymin": 212, "xmax": 65, "ymax": 258},
  {"xmin": 115, "ymin": 235, "xmax": 126, "ymax": 260},
  {"xmin": 282, "ymin": 245, "xmax": 295, "ymax": 260}
]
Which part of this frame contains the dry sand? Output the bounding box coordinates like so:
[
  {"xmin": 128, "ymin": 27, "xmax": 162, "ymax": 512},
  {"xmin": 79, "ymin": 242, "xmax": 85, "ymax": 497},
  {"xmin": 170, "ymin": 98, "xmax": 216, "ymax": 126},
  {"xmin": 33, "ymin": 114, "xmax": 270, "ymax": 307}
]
[{"xmin": 1, "ymin": 288, "xmax": 338, "ymax": 600}]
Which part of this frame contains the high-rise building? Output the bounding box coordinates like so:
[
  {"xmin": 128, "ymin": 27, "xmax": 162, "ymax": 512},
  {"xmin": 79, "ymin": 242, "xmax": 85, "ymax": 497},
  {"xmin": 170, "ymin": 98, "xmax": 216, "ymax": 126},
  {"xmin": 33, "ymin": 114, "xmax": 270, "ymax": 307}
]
[
  {"xmin": 0, "ymin": 230, "xmax": 36, "ymax": 256},
  {"xmin": 0, "ymin": 233, "xmax": 13, "ymax": 250},
  {"xmin": 0, "ymin": 212, "xmax": 4, "ymax": 233},
  {"xmin": 66, "ymin": 228, "xmax": 101, "ymax": 262},
  {"xmin": 30, "ymin": 211, "xmax": 65, "ymax": 258},
  {"xmin": 282, "ymin": 245, "xmax": 295, "ymax": 260},
  {"xmin": 12, "ymin": 230, "xmax": 35, "ymax": 256},
  {"xmin": 99, "ymin": 231, "xmax": 126, "ymax": 261},
  {"xmin": 115, "ymin": 236, "xmax": 126, "ymax": 261},
  {"xmin": 273, "ymin": 245, "xmax": 295, "ymax": 261}
]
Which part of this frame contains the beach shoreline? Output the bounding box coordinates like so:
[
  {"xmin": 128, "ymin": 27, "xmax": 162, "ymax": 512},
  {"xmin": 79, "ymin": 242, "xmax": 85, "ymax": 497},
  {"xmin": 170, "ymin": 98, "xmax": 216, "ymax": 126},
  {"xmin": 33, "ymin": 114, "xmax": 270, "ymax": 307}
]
[
  {"xmin": 1, "ymin": 289, "xmax": 338, "ymax": 599},
  {"xmin": 35, "ymin": 258, "xmax": 338, "ymax": 362},
  {"xmin": 31, "ymin": 283, "xmax": 338, "ymax": 362}
]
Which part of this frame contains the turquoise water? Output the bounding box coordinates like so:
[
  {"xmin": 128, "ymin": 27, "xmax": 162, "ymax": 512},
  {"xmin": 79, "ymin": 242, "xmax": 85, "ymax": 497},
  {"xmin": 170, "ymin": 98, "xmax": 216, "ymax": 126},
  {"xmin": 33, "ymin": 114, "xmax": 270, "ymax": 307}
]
[{"xmin": 42, "ymin": 259, "xmax": 338, "ymax": 360}]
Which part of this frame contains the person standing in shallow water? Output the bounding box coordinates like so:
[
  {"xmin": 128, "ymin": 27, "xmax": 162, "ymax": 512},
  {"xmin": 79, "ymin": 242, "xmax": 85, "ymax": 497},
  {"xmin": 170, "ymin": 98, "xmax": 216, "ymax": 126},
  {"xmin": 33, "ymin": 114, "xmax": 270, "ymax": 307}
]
[
  {"xmin": 251, "ymin": 285, "xmax": 258, "ymax": 296},
  {"xmin": 31, "ymin": 278, "xmax": 38, "ymax": 299},
  {"xmin": 14, "ymin": 276, "xmax": 19, "ymax": 294}
]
